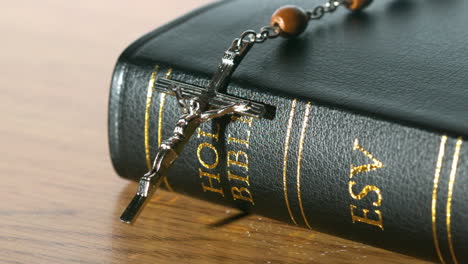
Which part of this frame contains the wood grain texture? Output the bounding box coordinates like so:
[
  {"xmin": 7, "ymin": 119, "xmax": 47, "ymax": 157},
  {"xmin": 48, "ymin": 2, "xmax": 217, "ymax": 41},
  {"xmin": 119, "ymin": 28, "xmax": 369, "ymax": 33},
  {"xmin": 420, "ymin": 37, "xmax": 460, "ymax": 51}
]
[{"xmin": 0, "ymin": 1, "xmax": 431, "ymax": 263}]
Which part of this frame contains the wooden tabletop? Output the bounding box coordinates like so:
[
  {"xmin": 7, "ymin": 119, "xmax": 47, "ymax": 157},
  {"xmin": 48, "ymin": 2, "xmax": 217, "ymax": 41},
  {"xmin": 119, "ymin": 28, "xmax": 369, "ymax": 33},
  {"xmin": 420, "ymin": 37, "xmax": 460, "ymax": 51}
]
[{"xmin": 0, "ymin": 1, "xmax": 430, "ymax": 263}]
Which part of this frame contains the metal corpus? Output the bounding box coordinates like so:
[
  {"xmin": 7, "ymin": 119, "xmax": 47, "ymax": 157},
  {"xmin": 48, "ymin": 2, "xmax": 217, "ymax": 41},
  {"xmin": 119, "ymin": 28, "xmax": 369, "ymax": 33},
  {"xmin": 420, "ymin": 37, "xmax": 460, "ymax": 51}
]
[{"xmin": 120, "ymin": 39, "xmax": 267, "ymax": 224}]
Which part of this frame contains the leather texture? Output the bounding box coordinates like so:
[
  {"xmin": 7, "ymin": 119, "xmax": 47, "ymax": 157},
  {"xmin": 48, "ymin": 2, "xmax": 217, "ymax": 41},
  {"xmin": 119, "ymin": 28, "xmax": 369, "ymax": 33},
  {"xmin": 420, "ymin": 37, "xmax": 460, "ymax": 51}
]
[
  {"xmin": 108, "ymin": 0, "xmax": 468, "ymax": 262},
  {"xmin": 122, "ymin": 0, "xmax": 468, "ymax": 138}
]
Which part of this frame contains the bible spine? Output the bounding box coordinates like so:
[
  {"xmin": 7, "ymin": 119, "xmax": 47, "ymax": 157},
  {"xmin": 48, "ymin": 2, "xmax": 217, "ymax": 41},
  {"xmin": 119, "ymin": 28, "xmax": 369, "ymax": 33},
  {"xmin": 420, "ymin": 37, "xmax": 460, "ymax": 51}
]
[{"xmin": 109, "ymin": 60, "xmax": 468, "ymax": 263}]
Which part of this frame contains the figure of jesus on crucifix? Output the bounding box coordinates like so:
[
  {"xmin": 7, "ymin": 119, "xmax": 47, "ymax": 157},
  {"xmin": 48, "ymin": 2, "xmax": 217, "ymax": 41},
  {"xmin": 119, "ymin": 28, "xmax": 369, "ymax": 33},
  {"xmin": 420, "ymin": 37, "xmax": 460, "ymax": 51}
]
[{"xmin": 120, "ymin": 84, "xmax": 252, "ymax": 223}]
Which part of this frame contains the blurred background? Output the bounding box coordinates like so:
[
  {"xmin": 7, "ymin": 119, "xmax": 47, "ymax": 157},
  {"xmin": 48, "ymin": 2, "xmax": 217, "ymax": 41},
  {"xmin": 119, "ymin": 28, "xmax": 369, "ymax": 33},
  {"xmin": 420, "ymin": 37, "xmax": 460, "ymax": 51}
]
[{"xmin": 0, "ymin": 1, "xmax": 427, "ymax": 263}]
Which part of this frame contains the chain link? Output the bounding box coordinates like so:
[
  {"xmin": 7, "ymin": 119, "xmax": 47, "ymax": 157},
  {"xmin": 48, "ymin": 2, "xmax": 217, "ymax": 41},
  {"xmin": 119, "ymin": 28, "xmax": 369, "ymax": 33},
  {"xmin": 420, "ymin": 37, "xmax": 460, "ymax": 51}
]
[
  {"xmin": 234, "ymin": 0, "xmax": 347, "ymax": 50},
  {"xmin": 307, "ymin": 0, "xmax": 346, "ymax": 20},
  {"xmin": 235, "ymin": 26, "xmax": 280, "ymax": 51}
]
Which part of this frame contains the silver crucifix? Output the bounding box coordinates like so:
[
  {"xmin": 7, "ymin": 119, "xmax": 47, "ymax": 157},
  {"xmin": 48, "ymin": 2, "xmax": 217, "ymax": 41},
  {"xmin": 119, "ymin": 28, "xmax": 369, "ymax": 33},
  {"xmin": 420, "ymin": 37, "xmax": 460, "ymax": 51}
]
[{"xmin": 120, "ymin": 39, "xmax": 268, "ymax": 224}]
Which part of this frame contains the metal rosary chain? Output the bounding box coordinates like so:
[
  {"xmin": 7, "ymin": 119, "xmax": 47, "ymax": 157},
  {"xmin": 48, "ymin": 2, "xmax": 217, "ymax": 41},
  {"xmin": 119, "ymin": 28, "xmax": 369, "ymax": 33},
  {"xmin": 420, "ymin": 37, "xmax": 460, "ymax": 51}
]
[
  {"xmin": 235, "ymin": 26, "xmax": 281, "ymax": 50},
  {"xmin": 234, "ymin": 0, "xmax": 348, "ymax": 51},
  {"xmin": 307, "ymin": 0, "xmax": 346, "ymax": 20}
]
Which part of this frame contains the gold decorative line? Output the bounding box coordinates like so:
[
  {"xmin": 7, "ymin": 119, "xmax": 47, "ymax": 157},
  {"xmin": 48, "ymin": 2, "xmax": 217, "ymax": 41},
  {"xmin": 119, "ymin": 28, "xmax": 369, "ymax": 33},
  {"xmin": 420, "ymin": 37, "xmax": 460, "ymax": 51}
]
[
  {"xmin": 432, "ymin": 135, "xmax": 448, "ymax": 264},
  {"xmin": 283, "ymin": 99, "xmax": 298, "ymax": 225},
  {"xmin": 157, "ymin": 94, "xmax": 166, "ymax": 146},
  {"xmin": 145, "ymin": 65, "xmax": 159, "ymax": 169},
  {"xmin": 297, "ymin": 102, "xmax": 312, "ymax": 229},
  {"xmin": 159, "ymin": 68, "xmax": 174, "ymax": 192},
  {"xmin": 446, "ymin": 137, "xmax": 463, "ymax": 264},
  {"xmin": 165, "ymin": 68, "xmax": 173, "ymax": 79}
]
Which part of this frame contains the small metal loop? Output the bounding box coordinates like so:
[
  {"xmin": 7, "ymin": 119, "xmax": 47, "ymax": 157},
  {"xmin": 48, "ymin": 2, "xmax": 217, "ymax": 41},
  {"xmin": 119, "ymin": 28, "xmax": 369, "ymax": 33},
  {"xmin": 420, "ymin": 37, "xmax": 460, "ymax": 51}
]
[
  {"xmin": 323, "ymin": 2, "xmax": 331, "ymax": 12},
  {"xmin": 236, "ymin": 30, "xmax": 257, "ymax": 50},
  {"xmin": 307, "ymin": 0, "xmax": 345, "ymax": 20},
  {"xmin": 255, "ymin": 28, "xmax": 270, "ymax": 43},
  {"xmin": 309, "ymin": 6, "xmax": 325, "ymax": 20},
  {"xmin": 235, "ymin": 26, "xmax": 281, "ymax": 47},
  {"xmin": 325, "ymin": 0, "xmax": 338, "ymax": 12},
  {"xmin": 255, "ymin": 33, "xmax": 266, "ymax": 43},
  {"xmin": 261, "ymin": 26, "xmax": 280, "ymax": 39}
]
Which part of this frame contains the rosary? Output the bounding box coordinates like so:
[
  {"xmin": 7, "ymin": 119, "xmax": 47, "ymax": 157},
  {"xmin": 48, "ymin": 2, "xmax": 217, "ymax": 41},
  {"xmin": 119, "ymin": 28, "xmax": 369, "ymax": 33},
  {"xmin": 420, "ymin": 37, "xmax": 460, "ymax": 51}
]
[{"xmin": 121, "ymin": 0, "xmax": 372, "ymax": 224}]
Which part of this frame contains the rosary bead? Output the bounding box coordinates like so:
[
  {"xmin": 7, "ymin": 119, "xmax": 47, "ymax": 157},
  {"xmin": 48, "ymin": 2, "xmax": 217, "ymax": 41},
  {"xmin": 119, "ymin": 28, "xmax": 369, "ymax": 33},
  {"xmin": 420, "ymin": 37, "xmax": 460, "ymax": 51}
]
[
  {"xmin": 270, "ymin": 5, "xmax": 309, "ymax": 37},
  {"xmin": 344, "ymin": 0, "xmax": 373, "ymax": 11}
]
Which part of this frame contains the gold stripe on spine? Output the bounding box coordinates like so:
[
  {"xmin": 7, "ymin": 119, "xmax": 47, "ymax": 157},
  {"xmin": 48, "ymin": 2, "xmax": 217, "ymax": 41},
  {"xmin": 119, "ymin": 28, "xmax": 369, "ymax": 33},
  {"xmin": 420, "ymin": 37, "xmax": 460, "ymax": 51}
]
[
  {"xmin": 431, "ymin": 135, "xmax": 448, "ymax": 264},
  {"xmin": 159, "ymin": 68, "xmax": 174, "ymax": 192},
  {"xmin": 283, "ymin": 99, "xmax": 298, "ymax": 225},
  {"xmin": 165, "ymin": 68, "xmax": 173, "ymax": 79},
  {"xmin": 297, "ymin": 102, "xmax": 312, "ymax": 229},
  {"xmin": 157, "ymin": 94, "xmax": 166, "ymax": 146},
  {"xmin": 446, "ymin": 137, "xmax": 463, "ymax": 264},
  {"xmin": 145, "ymin": 65, "xmax": 159, "ymax": 169}
]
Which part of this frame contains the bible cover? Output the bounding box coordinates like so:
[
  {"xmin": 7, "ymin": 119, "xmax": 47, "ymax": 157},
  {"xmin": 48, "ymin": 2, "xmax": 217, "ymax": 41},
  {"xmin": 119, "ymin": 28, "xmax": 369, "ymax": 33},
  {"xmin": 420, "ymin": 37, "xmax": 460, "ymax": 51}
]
[{"xmin": 108, "ymin": 0, "xmax": 468, "ymax": 262}]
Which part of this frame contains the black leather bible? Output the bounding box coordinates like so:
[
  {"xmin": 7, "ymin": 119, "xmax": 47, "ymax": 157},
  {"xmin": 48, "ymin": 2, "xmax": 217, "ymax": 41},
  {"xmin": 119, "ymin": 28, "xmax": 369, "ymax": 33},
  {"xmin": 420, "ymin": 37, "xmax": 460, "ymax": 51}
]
[{"xmin": 108, "ymin": 0, "xmax": 468, "ymax": 262}]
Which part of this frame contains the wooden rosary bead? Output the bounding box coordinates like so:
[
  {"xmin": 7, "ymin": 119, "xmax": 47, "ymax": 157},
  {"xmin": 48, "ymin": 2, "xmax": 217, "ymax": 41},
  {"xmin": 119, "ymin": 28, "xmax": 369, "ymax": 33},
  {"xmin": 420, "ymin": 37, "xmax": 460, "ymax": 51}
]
[
  {"xmin": 270, "ymin": 5, "xmax": 309, "ymax": 38},
  {"xmin": 344, "ymin": 0, "xmax": 373, "ymax": 11}
]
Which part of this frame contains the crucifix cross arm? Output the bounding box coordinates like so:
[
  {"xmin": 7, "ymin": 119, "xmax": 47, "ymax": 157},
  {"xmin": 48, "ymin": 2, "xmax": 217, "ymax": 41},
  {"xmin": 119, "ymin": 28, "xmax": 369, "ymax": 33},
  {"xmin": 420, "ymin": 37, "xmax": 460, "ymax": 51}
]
[
  {"xmin": 156, "ymin": 78, "xmax": 266, "ymax": 119},
  {"xmin": 199, "ymin": 102, "xmax": 252, "ymax": 122}
]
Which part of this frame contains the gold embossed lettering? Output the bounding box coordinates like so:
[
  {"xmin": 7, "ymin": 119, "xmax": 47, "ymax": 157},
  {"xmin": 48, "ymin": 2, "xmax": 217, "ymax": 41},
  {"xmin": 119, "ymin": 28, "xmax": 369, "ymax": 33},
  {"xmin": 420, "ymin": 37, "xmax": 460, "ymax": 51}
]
[
  {"xmin": 228, "ymin": 131, "xmax": 251, "ymax": 148},
  {"xmin": 199, "ymin": 168, "xmax": 224, "ymax": 196},
  {"xmin": 350, "ymin": 205, "xmax": 384, "ymax": 230},
  {"xmin": 348, "ymin": 181, "xmax": 382, "ymax": 206},
  {"xmin": 228, "ymin": 171, "xmax": 250, "ymax": 186},
  {"xmin": 226, "ymin": 115, "xmax": 254, "ymax": 204},
  {"xmin": 348, "ymin": 138, "xmax": 384, "ymax": 230},
  {"xmin": 197, "ymin": 124, "xmax": 220, "ymax": 141},
  {"xmin": 227, "ymin": 150, "xmax": 249, "ymax": 171},
  {"xmin": 231, "ymin": 116, "xmax": 253, "ymax": 127},
  {"xmin": 231, "ymin": 187, "xmax": 254, "ymax": 204},
  {"xmin": 197, "ymin": 142, "xmax": 219, "ymax": 169},
  {"xmin": 350, "ymin": 139, "xmax": 384, "ymax": 178}
]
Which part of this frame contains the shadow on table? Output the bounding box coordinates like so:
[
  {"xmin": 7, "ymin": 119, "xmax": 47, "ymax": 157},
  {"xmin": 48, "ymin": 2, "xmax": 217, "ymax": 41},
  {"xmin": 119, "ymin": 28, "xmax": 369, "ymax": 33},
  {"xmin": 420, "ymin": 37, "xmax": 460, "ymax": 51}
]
[{"xmin": 109, "ymin": 183, "xmax": 423, "ymax": 263}]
